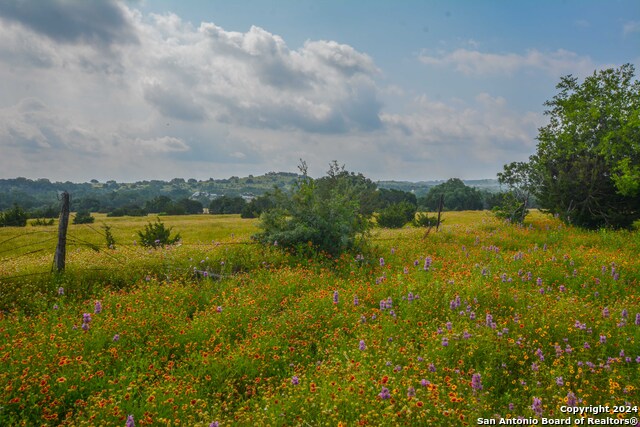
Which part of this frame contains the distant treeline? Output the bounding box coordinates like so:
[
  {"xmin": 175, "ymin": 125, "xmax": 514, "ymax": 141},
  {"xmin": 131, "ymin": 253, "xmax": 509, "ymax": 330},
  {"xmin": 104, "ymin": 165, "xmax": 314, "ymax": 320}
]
[{"xmin": 0, "ymin": 173, "xmax": 515, "ymax": 224}]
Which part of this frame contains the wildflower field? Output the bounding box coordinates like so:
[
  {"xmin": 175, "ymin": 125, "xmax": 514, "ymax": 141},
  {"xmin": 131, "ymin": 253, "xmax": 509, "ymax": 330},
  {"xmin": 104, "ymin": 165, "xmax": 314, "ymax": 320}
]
[{"xmin": 0, "ymin": 212, "xmax": 639, "ymax": 426}]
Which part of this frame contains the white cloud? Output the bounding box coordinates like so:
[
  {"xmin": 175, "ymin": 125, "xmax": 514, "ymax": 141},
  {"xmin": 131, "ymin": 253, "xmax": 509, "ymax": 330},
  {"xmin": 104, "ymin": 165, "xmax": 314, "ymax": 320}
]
[
  {"xmin": 623, "ymin": 21, "xmax": 640, "ymax": 35},
  {"xmin": 0, "ymin": 1, "xmax": 552, "ymax": 182},
  {"xmin": 419, "ymin": 48, "xmax": 598, "ymax": 78}
]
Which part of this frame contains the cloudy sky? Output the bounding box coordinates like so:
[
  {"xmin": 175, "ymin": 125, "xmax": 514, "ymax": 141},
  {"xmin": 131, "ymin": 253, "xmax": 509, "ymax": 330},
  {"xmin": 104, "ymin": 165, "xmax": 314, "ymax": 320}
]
[{"xmin": 0, "ymin": 0, "xmax": 638, "ymax": 182}]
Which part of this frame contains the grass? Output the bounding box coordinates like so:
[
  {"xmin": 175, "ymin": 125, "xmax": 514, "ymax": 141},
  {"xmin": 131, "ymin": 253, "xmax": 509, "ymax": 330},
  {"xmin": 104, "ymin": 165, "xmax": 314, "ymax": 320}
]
[{"xmin": 0, "ymin": 211, "xmax": 639, "ymax": 426}]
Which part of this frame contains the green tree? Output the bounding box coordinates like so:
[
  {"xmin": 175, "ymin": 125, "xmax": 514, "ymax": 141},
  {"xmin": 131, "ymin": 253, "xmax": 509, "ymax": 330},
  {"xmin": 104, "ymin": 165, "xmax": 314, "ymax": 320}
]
[
  {"xmin": 529, "ymin": 64, "xmax": 640, "ymax": 229},
  {"xmin": 494, "ymin": 162, "xmax": 538, "ymax": 223},
  {"xmin": 73, "ymin": 210, "xmax": 95, "ymax": 224},
  {"xmin": 377, "ymin": 201, "xmax": 416, "ymax": 228},
  {"xmin": 209, "ymin": 196, "xmax": 246, "ymax": 214},
  {"xmin": 314, "ymin": 161, "xmax": 379, "ymax": 216},
  {"xmin": 0, "ymin": 204, "xmax": 28, "ymax": 227},
  {"xmin": 419, "ymin": 178, "xmax": 483, "ymax": 211},
  {"xmin": 137, "ymin": 218, "xmax": 181, "ymax": 248},
  {"xmin": 254, "ymin": 162, "xmax": 371, "ymax": 257}
]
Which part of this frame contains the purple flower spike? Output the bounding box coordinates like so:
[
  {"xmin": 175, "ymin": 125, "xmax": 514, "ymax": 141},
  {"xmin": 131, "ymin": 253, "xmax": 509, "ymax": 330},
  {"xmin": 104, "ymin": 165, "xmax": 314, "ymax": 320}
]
[{"xmin": 471, "ymin": 373, "xmax": 482, "ymax": 391}]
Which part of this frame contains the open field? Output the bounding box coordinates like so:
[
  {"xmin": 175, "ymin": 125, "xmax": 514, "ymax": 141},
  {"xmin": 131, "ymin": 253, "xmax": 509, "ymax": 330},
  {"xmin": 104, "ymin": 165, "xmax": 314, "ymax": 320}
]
[{"xmin": 1, "ymin": 211, "xmax": 639, "ymax": 426}]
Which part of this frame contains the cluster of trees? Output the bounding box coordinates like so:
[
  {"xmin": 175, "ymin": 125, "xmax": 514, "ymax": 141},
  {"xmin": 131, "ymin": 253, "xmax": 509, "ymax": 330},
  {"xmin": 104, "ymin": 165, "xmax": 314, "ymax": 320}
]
[{"xmin": 498, "ymin": 64, "xmax": 639, "ymax": 229}]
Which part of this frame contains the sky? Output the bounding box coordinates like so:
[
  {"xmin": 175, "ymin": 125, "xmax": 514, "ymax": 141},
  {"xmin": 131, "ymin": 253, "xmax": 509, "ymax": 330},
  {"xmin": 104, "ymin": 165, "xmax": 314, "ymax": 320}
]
[{"xmin": 0, "ymin": 0, "xmax": 638, "ymax": 182}]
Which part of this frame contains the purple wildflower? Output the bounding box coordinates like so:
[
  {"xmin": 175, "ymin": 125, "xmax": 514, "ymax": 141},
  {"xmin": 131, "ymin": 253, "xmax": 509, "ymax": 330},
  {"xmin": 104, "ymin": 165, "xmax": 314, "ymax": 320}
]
[
  {"xmin": 407, "ymin": 386, "xmax": 416, "ymax": 397},
  {"xmin": 556, "ymin": 377, "xmax": 564, "ymax": 386},
  {"xmin": 532, "ymin": 397, "xmax": 543, "ymax": 417},
  {"xmin": 379, "ymin": 257, "xmax": 385, "ymax": 267},
  {"xmin": 126, "ymin": 415, "xmax": 135, "ymax": 427},
  {"xmin": 333, "ymin": 290, "xmax": 339, "ymax": 304},
  {"xmin": 485, "ymin": 313, "xmax": 493, "ymax": 327},
  {"xmin": 379, "ymin": 386, "xmax": 391, "ymax": 399},
  {"xmin": 423, "ymin": 256, "xmax": 432, "ymax": 271},
  {"xmin": 566, "ymin": 392, "xmax": 577, "ymax": 407},
  {"xmin": 441, "ymin": 337, "xmax": 449, "ymax": 347},
  {"xmin": 420, "ymin": 379, "xmax": 430, "ymax": 387},
  {"xmin": 603, "ymin": 307, "xmax": 610, "ymax": 318},
  {"xmin": 58, "ymin": 287, "xmax": 64, "ymax": 295},
  {"xmin": 209, "ymin": 422, "xmax": 219, "ymax": 427},
  {"xmin": 113, "ymin": 334, "xmax": 120, "ymax": 342},
  {"xmin": 471, "ymin": 373, "xmax": 483, "ymax": 391},
  {"xmin": 359, "ymin": 340, "xmax": 366, "ymax": 351},
  {"xmin": 94, "ymin": 300, "xmax": 102, "ymax": 314},
  {"xmin": 353, "ymin": 295, "xmax": 359, "ymax": 306},
  {"xmin": 291, "ymin": 376, "xmax": 299, "ymax": 385},
  {"xmin": 599, "ymin": 335, "xmax": 606, "ymax": 344}
]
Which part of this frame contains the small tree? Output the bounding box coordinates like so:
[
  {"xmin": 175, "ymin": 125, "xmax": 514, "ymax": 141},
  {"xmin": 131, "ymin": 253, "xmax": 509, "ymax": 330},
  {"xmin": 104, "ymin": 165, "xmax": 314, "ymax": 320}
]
[
  {"xmin": 73, "ymin": 210, "xmax": 95, "ymax": 224},
  {"xmin": 255, "ymin": 161, "xmax": 371, "ymax": 257},
  {"xmin": 495, "ymin": 162, "xmax": 537, "ymax": 224},
  {"xmin": 137, "ymin": 218, "xmax": 181, "ymax": 248},
  {"xmin": 0, "ymin": 204, "xmax": 28, "ymax": 227},
  {"xmin": 103, "ymin": 224, "xmax": 116, "ymax": 249},
  {"xmin": 377, "ymin": 201, "xmax": 416, "ymax": 228}
]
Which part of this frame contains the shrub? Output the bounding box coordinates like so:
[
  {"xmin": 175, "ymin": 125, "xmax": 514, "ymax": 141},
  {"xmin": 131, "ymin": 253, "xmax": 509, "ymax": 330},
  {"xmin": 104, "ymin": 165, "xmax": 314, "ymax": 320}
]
[
  {"xmin": 254, "ymin": 162, "xmax": 370, "ymax": 257},
  {"xmin": 0, "ymin": 204, "xmax": 28, "ymax": 227},
  {"xmin": 412, "ymin": 212, "xmax": 441, "ymax": 228},
  {"xmin": 492, "ymin": 192, "xmax": 528, "ymax": 224},
  {"xmin": 377, "ymin": 201, "xmax": 416, "ymax": 228},
  {"xmin": 137, "ymin": 218, "xmax": 181, "ymax": 248},
  {"xmin": 30, "ymin": 218, "xmax": 55, "ymax": 226},
  {"xmin": 73, "ymin": 211, "xmax": 95, "ymax": 224},
  {"xmin": 103, "ymin": 224, "xmax": 116, "ymax": 249}
]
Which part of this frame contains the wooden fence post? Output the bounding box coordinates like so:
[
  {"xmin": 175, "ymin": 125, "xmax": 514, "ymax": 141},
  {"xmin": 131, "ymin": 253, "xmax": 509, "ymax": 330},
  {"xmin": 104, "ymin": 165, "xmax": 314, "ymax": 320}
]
[
  {"xmin": 436, "ymin": 194, "xmax": 444, "ymax": 232},
  {"xmin": 54, "ymin": 191, "xmax": 70, "ymax": 272}
]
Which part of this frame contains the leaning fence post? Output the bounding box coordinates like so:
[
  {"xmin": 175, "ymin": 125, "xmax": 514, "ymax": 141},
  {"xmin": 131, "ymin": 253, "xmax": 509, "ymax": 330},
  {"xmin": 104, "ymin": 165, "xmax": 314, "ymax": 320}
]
[
  {"xmin": 436, "ymin": 194, "xmax": 444, "ymax": 232},
  {"xmin": 54, "ymin": 191, "xmax": 70, "ymax": 272}
]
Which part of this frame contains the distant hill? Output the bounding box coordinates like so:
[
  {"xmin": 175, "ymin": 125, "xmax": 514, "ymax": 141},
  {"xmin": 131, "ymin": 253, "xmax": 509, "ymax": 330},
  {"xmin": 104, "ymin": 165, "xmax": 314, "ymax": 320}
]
[
  {"xmin": 376, "ymin": 178, "xmax": 500, "ymax": 197},
  {"xmin": 0, "ymin": 173, "xmax": 499, "ymax": 213}
]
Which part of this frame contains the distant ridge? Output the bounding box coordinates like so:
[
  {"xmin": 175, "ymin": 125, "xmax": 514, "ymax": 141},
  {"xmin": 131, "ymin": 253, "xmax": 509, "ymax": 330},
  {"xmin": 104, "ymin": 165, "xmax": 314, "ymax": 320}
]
[{"xmin": 0, "ymin": 173, "xmax": 499, "ymax": 211}]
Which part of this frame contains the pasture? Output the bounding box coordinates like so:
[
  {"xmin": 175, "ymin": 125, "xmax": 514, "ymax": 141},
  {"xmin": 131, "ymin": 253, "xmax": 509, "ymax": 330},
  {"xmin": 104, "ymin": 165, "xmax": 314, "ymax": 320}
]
[{"xmin": 0, "ymin": 212, "xmax": 639, "ymax": 426}]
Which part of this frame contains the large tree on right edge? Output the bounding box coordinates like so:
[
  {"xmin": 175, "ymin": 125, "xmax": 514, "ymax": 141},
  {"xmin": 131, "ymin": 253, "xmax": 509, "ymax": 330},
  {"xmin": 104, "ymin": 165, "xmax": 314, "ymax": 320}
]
[{"xmin": 525, "ymin": 64, "xmax": 640, "ymax": 229}]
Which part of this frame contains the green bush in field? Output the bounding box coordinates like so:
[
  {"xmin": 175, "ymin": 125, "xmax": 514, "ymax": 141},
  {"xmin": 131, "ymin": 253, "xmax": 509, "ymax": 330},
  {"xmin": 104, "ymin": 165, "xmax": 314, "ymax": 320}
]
[
  {"xmin": 137, "ymin": 218, "xmax": 181, "ymax": 248},
  {"xmin": 0, "ymin": 204, "xmax": 27, "ymax": 227},
  {"xmin": 73, "ymin": 210, "xmax": 95, "ymax": 224},
  {"xmin": 412, "ymin": 212, "xmax": 440, "ymax": 228},
  {"xmin": 255, "ymin": 162, "xmax": 371, "ymax": 256},
  {"xmin": 376, "ymin": 201, "xmax": 416, "ymax": 228},
  {"xmin": 30, "ymin": 218, "xmax": 55, "ymax": 226}
]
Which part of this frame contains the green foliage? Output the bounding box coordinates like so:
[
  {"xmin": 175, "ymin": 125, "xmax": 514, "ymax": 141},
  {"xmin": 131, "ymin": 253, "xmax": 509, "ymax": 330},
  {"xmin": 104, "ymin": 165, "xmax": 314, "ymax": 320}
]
[
  {"xmin": 136, "ymin": 218, "xmax": 181, "ymax": 248},
  {"xmin": 73, "ymin": 210, "xmax": 95, "ymax": 224},
  {"xmin": 240, "ymin": 193, "xmax": 278, "ymax": 218},
  {"xmin": 209, "ymin": 196, "xmax": 246, "ymax": 214},
  {"xmin": 0, "ymin": 204, "xmax": 28, "ymax": 227},
  {"xmin": 103, "ymin": 224, "xmax": 116, "ymax": 249},
  {"xmin": 314, "ymin": 161, "xmax": 380, "ymax": 216},
  {"xmin": 30, "ymin": 218, "xmax": 55, "ymax": 226},
  {"xmin": 492, "ymin": 192, "xmax": 529, "ymax": 224},
  {"xmin": 106, "ymin": 205, "xmax": 146, "ymax": 217},
  {"xmin": 530, "ymin": 63, "xmax": 640, "ymax": 229},
  {"xmin": 255, "ymin": 162, "xmax": 371, "ymax": 257},
  {"xmin": 376, "ymin": 201, "xmax": 416, "ymax": 228},
  {"xmin": 419, "ymin": 178, "xmax": 484, "ymax": 211},
  {"xmin": 412, "ymin": 212, "xmax": 440, "ymax": 228}
]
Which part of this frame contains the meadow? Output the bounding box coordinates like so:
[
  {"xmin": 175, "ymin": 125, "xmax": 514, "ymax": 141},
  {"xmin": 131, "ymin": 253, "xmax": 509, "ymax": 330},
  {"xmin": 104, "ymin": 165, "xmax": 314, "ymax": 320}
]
[{"xmin": 0, "ymin": 212, "xmax": 639, "ymax": 426}]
